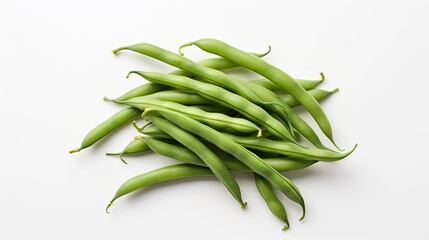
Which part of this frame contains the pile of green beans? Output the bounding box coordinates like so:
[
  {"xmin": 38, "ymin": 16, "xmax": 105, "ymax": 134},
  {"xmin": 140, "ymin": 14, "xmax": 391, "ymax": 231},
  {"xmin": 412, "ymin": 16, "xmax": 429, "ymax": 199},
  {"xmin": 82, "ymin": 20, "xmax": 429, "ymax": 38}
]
[{"xmin": 70, "ymin": 38, "xmax": 356, "ymax": 231}]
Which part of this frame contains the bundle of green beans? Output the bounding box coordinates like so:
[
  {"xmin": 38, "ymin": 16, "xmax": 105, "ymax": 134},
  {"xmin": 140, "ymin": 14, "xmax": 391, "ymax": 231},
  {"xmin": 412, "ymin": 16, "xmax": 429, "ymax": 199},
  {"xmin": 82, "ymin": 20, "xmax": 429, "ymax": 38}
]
[{"xmin": 70, "ymin": 38, "xmax": 357, "ymax": 230}]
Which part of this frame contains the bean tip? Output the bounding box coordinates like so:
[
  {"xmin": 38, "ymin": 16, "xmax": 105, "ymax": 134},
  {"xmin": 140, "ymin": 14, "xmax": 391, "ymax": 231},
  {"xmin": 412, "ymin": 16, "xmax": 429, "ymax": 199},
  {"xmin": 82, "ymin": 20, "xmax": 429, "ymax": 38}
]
[
  {"xmin": 332, "ymin": 88, "xmax": 339, "ymax": 93},
  {"xmin": 105, "ymin": 202, "xmax": 114, "ymax": 214},
  {"xmin": 106, "ymin": 152, "xmax": 120, "ymax": 156},
  {"xmin": 241, "ymin": 202, "xmax": 248, "ymax": 209},
  {"xmin": 112, "ymin": 47, "xmax": 124, "ymax": 54},
  {"xmin": 299, "ymin": 206, "xmax": 306, "ymax": 221},
  {"xmin": 103, "ymin": 96, "xmax": 113, "ymax": 102},
  {"xmin": 119, "ymin": 154, "xmax": 128, "ymax": 164},
  {"xmin": 319, "ymin": 72, "xmax": 325, "ymax": 82},
  {"xmin": 69, "ymin": 148, "xmax": 81, "ymax": 154},
  {"xmin": 282, "ymin": 224, "xmax": 289, "ymax": 231},
  {"xmin": 178, "ymin": 42, "xmax": 194, "ymax": 56}
]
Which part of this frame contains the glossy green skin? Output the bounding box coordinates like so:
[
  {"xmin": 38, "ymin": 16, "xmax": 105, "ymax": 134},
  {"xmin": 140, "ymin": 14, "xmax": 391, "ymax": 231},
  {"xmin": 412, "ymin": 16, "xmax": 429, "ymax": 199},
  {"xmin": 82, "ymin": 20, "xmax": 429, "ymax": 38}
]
[
  {"xmin": 251, "ymin": 78, "xmax": 323, "ymax": 91},
  {"xmin": 145, "ymin": 137, "xmax": 317, "ymax": 171},
  {"xmin": 187, "ymin": 38, "xmax": 335, "ymax": 146},
  {"xmin": 106, "ymin": 137, "xmax": 150, "ymax": 163},
  {"xmin": 254, "ymin": 173, "xmax": 289, "ymax": 230},
  {"xmin": 223, "ymin": 133, "xmax": 358, "ymax": 161},
  {"xmin": 113, "ymin": 43, "xmax": 275, "ymax": 110},
  {"xmin": 113, "ymin": 49, "xmax": 270, "ymax": 102},
  {"xmin": 130, "ymin": 71, "xmax": 296, "ymax": 142},
  {"xmin": 117, "ymin": 97, "xmax": 260, "ymax": 135},
  {"xmin": 143, "ymin": 90, "xmax": 214, "ymax": 105},
  {"xmin": 107, "ymin": 164, "xmax": 214, "ymax": 212},
  {"xmin": 279, "ymin": 89, "xmax": 337, "ymax": 108},
  {"xmin": 140, "ymin": 125, "xmax": 172, "ymax": 139},
  {"xmin": 233, "ymin": 76, "xmax": 327, "ymax": 149},
  {"xmin": 169, "ymin": 48, "xmax": 270, "ymax": 77},
  {"xmin": 70, "ymin": 107, "xmax": 141, "ymax": 153},
  {"xmin": 189, "ymin": 104, "xmax": 236, "ymax": 115},
  {"xmin": 113, "ymin": 83, "xmax": 168, "ymax": 102},
  {"xmin": 150, "ymin": 108, "xmax": 306, "ymax": 219},
  {"xmin": 148, "ymin": 115, "xmax": 246, "ymax": 208}
]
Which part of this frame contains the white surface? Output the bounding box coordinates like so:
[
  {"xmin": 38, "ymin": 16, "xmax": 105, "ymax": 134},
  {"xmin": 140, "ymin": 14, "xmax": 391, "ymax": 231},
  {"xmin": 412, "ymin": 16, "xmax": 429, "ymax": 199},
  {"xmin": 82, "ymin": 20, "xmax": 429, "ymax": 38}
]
[{"xmin": 1, "ymin": 0, "xmax": 428, "ymax": 239}]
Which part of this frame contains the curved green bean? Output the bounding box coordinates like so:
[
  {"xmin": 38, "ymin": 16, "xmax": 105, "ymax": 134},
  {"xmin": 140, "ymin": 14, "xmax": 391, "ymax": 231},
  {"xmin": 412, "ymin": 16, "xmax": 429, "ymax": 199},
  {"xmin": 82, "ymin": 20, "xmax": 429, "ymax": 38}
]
[
  {"xmin": 69, "ymin": 107, "xmax": 141, "ymax": 153},
  {"xmin": 148, "ymin": 115, "xmax": 246, "ymax": 208},
  {"xmin": 116, "ymin": 97, "xmax": 261, "ymax": 136},
  {"xmin": 254, "ymin": 173, "xmax": 289, "ymax": 230},
  {"xmin": 250, "ymin": 73, "xmax": 324, "ymax": 91},
  {"xmin": 232, "ymin": 76, "xmax": 328, "ymax": 149},
  {"xmin": 130, "ymin": 71, "xmax": 296, "ymax": 142},
  {"xmin": 113, "ymin": 43, "xmax": 281, "ymax": 110},
  {"xmin": 143, "ymin": 90, "xmax": 214, "ymax": 105},
  {"xmin": 180, "ymin": 38, "xmax": 338, "ymax": 149},
  {"xmin": 145, "ymin": 108, "xmax": 306, "ymax": 220},
  {"xmin": 280, "ymin": 88, "xmax": 338, "ymax": 108},
  {"xmin": 223, "ymin": 133, "xmax": 357, "ymax": 161},
  {"xmin": 169, "ymin": 47, "xmax": 271, "ymax": 77},
  {"xmin": 108, "ymin": 83, "xmax": 168, "ymax": 102},
  {"xmin": 106, "ymin": 135, "xmax": 150, "ymax": 164},
  {"xmin": 145, "ymin": 137, "xmax": 317, "ymax": 171},
  {"xmin": 106, "ymin": 164, "xmax": 214, "ymax": 213}
]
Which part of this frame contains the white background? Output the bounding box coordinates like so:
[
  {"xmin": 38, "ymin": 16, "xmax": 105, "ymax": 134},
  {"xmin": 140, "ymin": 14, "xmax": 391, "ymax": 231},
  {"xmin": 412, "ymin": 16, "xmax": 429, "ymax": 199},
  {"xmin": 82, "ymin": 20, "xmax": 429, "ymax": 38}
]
[{"xmin": 1, "ymin": 0, "xmax": 428, "ymax": 239}]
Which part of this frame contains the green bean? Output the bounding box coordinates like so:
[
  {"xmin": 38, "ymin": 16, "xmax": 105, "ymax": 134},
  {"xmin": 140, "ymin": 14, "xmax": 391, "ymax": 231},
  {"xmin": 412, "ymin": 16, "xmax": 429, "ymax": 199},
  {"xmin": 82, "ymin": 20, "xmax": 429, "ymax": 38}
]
[
  {"xmin": 139, "ymin": 124, "xmax": 172, "ymax": 139},
  {"xmin": 279, "ymin": 88, "xmax": 338, "ymax": 108},
  {"xmin": 110, "ymin": 48, "xmax": 271, "ymax": 102},
  {"xmin": 106, "ymin": 135, "xmax": 150, "ymax": 164},
  {"xmin": 179, "ymin": 38, "xmax": 339, "ymax": 149},
  {"xmin": 107, "ymin": 83, "xmax": 168, "ymax": 102},
  {"xmin": 231, "ymin": 76, "xmax": 328, "ymax": 149},
  {"xmin": 189, "ymin": 104, "xmax": 235, "ymax": 115},
  {"xmin": 115, "ymin": 97, "xmax": 261, "ymax": 136},
  {"xmin": 141, "ymin": 125, "xmax": 278, "ymax": 157},
  {"xmin": 143, "ymin": 90, "xmax": 214, "ymax": 105},
  {"xmin": 250, "ymin": 73, "xmax": 324, "ymax": 91},
  {"xmin": 145, "ymin": 108, "xmax": 306, "ymax": 220},
  {"xmin": 145, "ymin": 137, "xmax": 317, "ymax": 171},
  {"xmin": 223, "ymin": 133, "xmax": 358, "ymax": 161},
  {"xmin": 106, "ymin": 164, "xmax": 214, "ymax": 213},
  {"xmin": 130, "ymin": 71, "xmax": 297, "ymax": 142},
  {"xmin": 69, "ymin": 107, "xmax": 141, "ymax": 153},
  {"xmin": 113, "ymin": 43, "xmax": 281, "ymax": 110},
  {"xmin": 230, "ymin": 76, "xmax": 295, "ymax": 136},
  {"xmin": 148, "ymin": 114, "xmax": 246, "ymax": 208},
  {"xmin": 254, "ymin": 173, "xmax": 289, "ymax": 230},
  {"xmin": 169, "ymin": 47, "xmax": 271, "ymax": 77}
]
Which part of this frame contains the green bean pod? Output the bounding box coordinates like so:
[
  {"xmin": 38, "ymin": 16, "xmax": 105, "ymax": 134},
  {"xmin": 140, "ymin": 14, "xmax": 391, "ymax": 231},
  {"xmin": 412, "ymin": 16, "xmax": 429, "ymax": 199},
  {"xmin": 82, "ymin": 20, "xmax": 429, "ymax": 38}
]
[
  {"xmin": 69, "ymin": 107, "xmax": 142, "ymax": 153},
  {"xmin": 169, "ymin": 47, "xmax": 271, "ymax": 77},
  {"xmin": 115, "ymin": 97, "xmax": 261, "ymax": 136},
  {"xmin": 113, "ymin": 43, "xmax": 280, "ymax": 110},
  {"xmin": 145, "ymin": 108, "xmax": 306, "ymax": 220},
  {"xmin": 148, "ymin": 114, "xmax": 246, "ymax": 208},
  {"xmin": 130, "ymin": 71, "xmax": 296, "ymax": 142},
  {"xmin": 139, "ymin": 124, "xmax": 172, "ymax": 139},
  {"xmin": 232, "ymin": 76, "xmax": 329, "ymax": 150},
  {"xmin": 180, "ymin": 38, "xmax": 338, "ymax": 149},
  {"xmin": 223, "ymin": 133, "xmax": 358, "ymax": 161},
  {"xmin": 111, "ymin": 49, "xmax": 271, "ymax": 102},
  {"xmin": 189, "ymin": 104, "xmax": 236, "ymax": 115},
  {"xmin": 254, "ymin": 173, "xmax": 289, "ymax": 230},
  {"xmin": 109, "ymin": 83, "xmax": 168, "ymax": 102},
  {"xmin": 144, "ymin": 90, "xmax": 214, "ymax": 105},
  {"xmin": 280, "ymin": 88, "xmax": 338, "ymax": 108},
  {"xmin": 106, "ymin": 164, "xmax": 214, "ymax": 213},
  {"xmin": 145, "ymin": 137, "xmax": 317, "ymax": 171},
  {"xmin": 250, "ymin": 73, "xmax": 324, "ymax": 91},
  {"xmin": 106, "ymin": 135, "xmax": 150, "ymax": 164}
]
